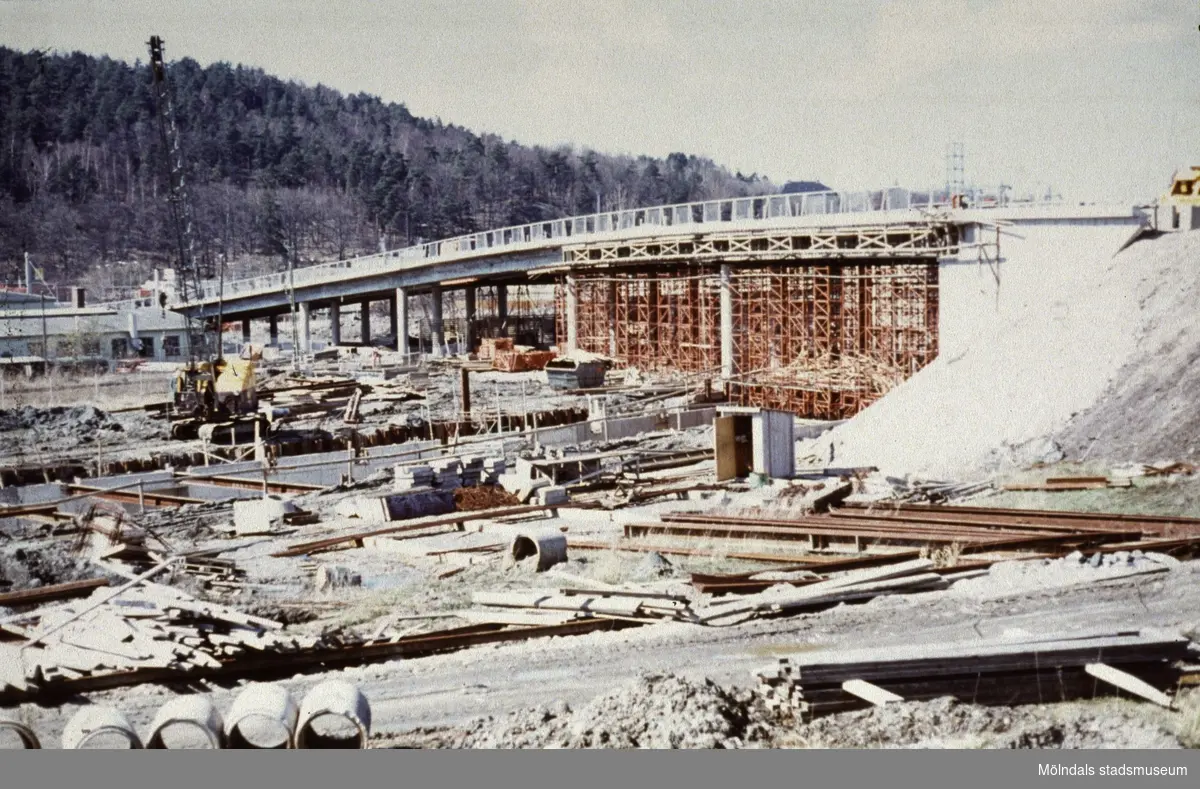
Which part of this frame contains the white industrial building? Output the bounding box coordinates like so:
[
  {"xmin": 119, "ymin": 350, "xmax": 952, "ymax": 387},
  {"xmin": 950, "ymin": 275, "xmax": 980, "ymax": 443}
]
[{"xmin": 0, "ymin": 265, "xmax": 195, "ymax": 374}]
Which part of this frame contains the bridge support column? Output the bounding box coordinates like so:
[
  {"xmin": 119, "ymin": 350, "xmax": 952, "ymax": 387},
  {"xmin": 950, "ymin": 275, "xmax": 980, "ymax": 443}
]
[
  {"xmin": 241, "ymin": 319, "xmax": 251, "ymax": 345},
  {"xmin": 360, "ymin": 301, "xmax": 371, "ymax": 346},
  {"xmin": 392, "ymin": 287, "xmax": 408, "ymax": 356},
  {"xmin": 464, "ymin": 286, "xmax": 476, "ymax": 353},
  {"xmin": 564, "ymin": 273, "xmax": 578, "ymax": 353},
  {"xmin": 299, "ymin": 302, "xmax": 312, "ymax": 355},
  {"xmin": 720, "ymin": 264, "xmax": 733, "ymax": 380},
  {"xmin": 496, "ymin": 284, "xmax": 508, "ymax": 329},
  {"xmin": 430, "ymin": 284, "xmax": 444, "ymax": 358},
  {"xmin": 329, "ymin": 302, "xmax": 341, "ymax": 346},
  {"xmin": 268, "ymin": 314, "xmax": 279, "ymax": 346}
]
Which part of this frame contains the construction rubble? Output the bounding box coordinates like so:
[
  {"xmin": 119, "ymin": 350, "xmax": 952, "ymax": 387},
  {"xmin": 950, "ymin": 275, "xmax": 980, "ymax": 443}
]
[{"xmin": 2, "ymin": 338, "xmax": 1200, "ymax": 750}]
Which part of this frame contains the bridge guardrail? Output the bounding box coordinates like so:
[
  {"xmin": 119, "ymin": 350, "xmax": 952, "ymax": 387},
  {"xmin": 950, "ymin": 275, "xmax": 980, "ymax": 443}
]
[{"xmin": 184, "ymin": 187, "xmax": 1057, "ymax": 305}]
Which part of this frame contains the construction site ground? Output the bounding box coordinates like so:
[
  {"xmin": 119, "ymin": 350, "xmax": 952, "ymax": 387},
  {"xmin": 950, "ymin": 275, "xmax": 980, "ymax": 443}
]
[
  {"xmin": 5, "ymin": 229, "xmax": 1200, "ymax": 751},
  {"xmin": 3, "ymin": 381, "xmax": 1200, "ymax": 748}
]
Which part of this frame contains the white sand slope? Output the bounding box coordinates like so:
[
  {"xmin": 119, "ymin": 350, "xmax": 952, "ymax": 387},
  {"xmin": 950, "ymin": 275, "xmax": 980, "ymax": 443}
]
[{"xmin": 807, "ymin": 221, "xmax": 1178, "ymax": 478}]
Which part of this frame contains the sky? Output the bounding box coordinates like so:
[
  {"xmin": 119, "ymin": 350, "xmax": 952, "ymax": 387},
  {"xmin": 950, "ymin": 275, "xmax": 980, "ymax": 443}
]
[{"xmin": 1, "ymin": 0, "xmax": 1197, "ymax": 202}]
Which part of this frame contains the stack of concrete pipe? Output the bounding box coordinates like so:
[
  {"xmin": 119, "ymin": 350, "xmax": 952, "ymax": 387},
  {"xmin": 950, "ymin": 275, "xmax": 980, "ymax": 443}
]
[{"xmin": 0, "ymin": 680, "xmax": 371, "ymax": 750}]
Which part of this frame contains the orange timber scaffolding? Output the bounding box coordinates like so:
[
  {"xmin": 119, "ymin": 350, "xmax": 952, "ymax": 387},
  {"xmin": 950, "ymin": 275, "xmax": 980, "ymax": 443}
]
[{"xmin": 556, "ymin": 263, "xmax": 938, "ymax": 419}]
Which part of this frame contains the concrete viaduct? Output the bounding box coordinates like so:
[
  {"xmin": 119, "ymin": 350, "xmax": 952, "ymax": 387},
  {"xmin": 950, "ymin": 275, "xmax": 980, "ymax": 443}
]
[{"xmin": 173, "ymin": 188, "xmax": 1147, "ymax": 418}]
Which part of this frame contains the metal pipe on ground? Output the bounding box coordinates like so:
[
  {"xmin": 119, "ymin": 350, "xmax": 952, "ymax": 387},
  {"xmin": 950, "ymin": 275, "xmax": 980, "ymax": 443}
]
[
  {"xmin": 62, "ymin": 706, "xmax": 143, "ymax": 749},
  {"xmin": 146, "ymin": 695, "xmax": 225, "ymax": 749},
  {"xmin": 508, "ymin": 530, "xmax": 568, "ymax": 572},
  {"xmin": 0, "ymin": 717, "xmax": 40, "ymax": 749},
  {"xmin": 296, "ymin": 680, "xmax": 372, "ymax": 749},
  {"xmin": 225, "ymin": 683, "xmax": 299, "ymax": 749}
]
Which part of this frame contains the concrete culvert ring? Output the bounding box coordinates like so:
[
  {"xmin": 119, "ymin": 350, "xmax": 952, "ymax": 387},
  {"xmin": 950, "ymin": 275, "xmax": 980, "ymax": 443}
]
[
  {"xmin": 225, "ymin": 683, "xmax": 299, "ymax": 749},
  {"xmin": 146, "ymin": 696, "xmax": 225, "ymax": 749},
  {"xmin": 296, "ymin": 680, "xmax": 371, "ymax": 749},
  {"xmin": 296, "ymin": 712, "xmax": 367, "ymax": 749},
  {"xmin": 0, "ymin": 718, "xmax": 40, "ymax": 749},
  {"xmin": 62, "ymin": 706, "xmax": 142, "ymax": 749},
  {"xmin": 511, "ymin": 535, "xmax": 538, "ymax": 562},
  {"xmin": 508, "ymin": 531, "xmax": 567, "ymax": 572}
]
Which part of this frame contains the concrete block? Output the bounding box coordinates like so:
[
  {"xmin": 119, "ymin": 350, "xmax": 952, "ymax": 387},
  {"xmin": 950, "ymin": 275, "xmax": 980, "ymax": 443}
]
[
  {"xmin": 393, "ymin": 464, "xmax": 433, "ymax": 492},
  {"xmin": 516, "ymin": 477, "xmax": 550, "ymax": 503},
  {"xmin": 233, "ymin": 496, "xmax": 297, "ymax": 535},
  {"xmin": 536, "ymin": 486, "xmax": 569, "ymax": 506},
  {"xmin": 496, "ymin": 471, "xmax": 524, "ymax": 495},
  {"xmin": 514, "ymin": 457, "xmax": 536, "ymax": 482},
  {"xmin": 315, "ymin": 565, "xmax": 362, "ymax": 591}
]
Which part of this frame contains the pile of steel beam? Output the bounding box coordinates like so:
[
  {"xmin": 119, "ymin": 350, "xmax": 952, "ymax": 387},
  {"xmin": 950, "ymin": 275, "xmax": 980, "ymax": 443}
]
[{"xmin": 755, "ymin": 630, "xmax": 1192, "ymax": 720}]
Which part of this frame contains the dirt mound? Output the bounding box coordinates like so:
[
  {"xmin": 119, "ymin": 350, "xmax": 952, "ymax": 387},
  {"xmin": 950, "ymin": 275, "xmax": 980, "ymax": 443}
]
[
  {"xmin": 453, "ymin": 674, "xmax": 770, "ymax": 749},
  {"xmin": 0, "ymin": 540, "xmax": 96, "ymax": 592},
  {"xmin": 1055, "ymin": 231, "xmax": 1200, "ymax": 464},
  {"xmin": 812, "ymin": 228, "xmax": 1200, "ymax": 477},
  {"xmin": 0, "ymin": 405, "xmax": 124, "ymax": 435},
  {"xmin": 782, "ymin": 697, "xmax": 1181, "ymax": 749}
]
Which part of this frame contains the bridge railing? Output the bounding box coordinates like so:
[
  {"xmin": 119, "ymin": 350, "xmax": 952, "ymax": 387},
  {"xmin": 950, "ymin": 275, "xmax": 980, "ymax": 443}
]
[{"xmin": 191, "ymin": 186, "xmax": 1025, "ymax": 303}]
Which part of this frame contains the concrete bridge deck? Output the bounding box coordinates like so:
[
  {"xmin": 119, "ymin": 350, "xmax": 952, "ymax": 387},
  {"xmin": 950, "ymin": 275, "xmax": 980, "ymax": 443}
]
[{"xmin": 164, "ymin": 189, "xmax": 1147, "ymax": 406}]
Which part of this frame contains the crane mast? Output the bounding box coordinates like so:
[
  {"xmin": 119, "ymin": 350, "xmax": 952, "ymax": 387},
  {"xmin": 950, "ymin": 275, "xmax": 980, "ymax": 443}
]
[{"xmin": 147, "ymin": 35, "xmax": 212, "ymax": 360}]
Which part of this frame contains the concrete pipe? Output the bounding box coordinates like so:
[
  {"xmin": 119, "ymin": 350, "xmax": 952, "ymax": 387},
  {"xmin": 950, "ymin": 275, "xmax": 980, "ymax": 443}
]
[
  {"xmin": 62, "ymin": 706, "xmax": 142, "ymax": 749},
  {"xmin": 225, "ymin": 683, "xmax": 299, "ymax": 749},
  {"xmin": 0, "ymin": 716, "xmax": 41, "ymax": 749},
  {"xmin": 146, "ymin": 695, "xmax": 225, "ymax": 749},
  {"xmin": 508, "ymin": 530, "xmax": 568, "ymax": 572},
  {"xmin": 295, "ymin": 680, "xmax": 372, "ymax": 749}
]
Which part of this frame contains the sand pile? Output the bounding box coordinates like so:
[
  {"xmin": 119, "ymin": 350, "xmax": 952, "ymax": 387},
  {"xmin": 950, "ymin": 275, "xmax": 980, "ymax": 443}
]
[
  {"xmin": 1054, "ymin": 231, "xmax": 1200, "ymax": 463},
  {"xmin": 810, "ymin": 226, "xmax": 1199, "ymax": 477}
]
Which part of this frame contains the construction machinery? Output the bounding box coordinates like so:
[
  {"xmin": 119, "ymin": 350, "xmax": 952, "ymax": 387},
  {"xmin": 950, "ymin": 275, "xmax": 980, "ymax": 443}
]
[{"xmin": 168, "ymin": 353, "xmax": 262, "ymax": 439}]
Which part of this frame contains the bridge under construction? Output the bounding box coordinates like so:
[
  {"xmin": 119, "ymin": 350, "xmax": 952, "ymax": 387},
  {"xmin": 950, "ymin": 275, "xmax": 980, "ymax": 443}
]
[{"xmin": 171, "ymin": 191, "xmax": 1146, "ymax": 420}]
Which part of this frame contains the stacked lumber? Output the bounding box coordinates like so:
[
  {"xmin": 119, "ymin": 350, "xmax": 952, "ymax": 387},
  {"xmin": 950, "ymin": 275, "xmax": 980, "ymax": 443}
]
[
  {"xmin": 693, "ymin": 559, "xmax": 944, "ymax": 626},
  {"xmin": 469, "ymin": 586, "xmax": 696, "ymax": 625},
  {"xmin": 754, "ymin": 630, "xmax": 1192, "ymax": 720},
  {"xmin": 96, "ymin": 543, "xmax": 248, "ymax": 592},
  {"xmin": 624, "ymin": 503, "xmax": 1200, "ymax": 563},
  {"xmin": 0, "ymin": 567, "xmax": 345, "ymax": 694}
]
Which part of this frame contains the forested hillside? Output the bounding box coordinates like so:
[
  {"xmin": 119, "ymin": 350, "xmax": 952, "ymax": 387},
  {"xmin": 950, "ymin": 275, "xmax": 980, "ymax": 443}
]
[{"xmin": 0, "ymin": 47, "xmax": 772, "ymax": 293}]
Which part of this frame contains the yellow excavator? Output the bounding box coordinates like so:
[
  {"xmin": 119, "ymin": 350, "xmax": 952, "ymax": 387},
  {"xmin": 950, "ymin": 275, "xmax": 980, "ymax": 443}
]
[{"xmin": 168, "ymin": 349, "xmax": 264, "ymax": 440}]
